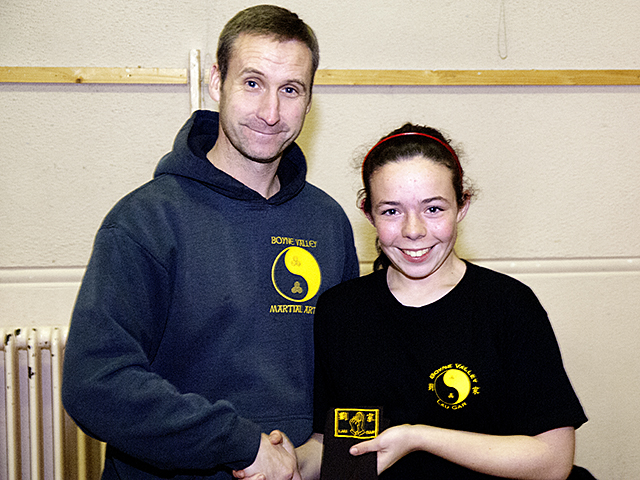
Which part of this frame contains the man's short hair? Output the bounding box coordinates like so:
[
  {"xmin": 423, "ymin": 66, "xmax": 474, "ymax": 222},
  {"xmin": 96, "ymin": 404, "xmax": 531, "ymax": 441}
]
[{"xmin": 217, "ymin": 5, "xmax": 320, "ymax": 86}]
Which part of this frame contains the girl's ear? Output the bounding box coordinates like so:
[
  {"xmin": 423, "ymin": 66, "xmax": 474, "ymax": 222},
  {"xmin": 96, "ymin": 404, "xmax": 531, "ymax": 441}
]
[
  {"xmin": 360, "ymin": 198, "xmax": 375, "ymax": 226},
  {"xmin": 457, "ymin": 193, "xmax": 471, "ymax": 223}
]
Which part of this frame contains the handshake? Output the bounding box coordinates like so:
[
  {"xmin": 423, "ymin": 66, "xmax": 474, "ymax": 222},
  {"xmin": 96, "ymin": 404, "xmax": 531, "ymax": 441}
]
[
  {"xmin": 232, "ymin": 416, "xmax": 381, "ymax": 480},
  {"xmin": 233, "ymin": 408, "xmax": 384, "ymax": 480},
  {"xmin": 233, "ymin": 430, "xmax": 306, "ymax": 480}
]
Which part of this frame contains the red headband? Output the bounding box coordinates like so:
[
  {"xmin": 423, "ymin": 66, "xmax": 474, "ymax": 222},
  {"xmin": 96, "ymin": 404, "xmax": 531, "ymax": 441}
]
[{"xmin": 363, "ymin": 132, "xmax": 463, "ymax": 179}]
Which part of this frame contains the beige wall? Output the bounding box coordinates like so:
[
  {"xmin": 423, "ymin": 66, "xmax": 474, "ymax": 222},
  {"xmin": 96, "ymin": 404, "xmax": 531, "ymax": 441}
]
[{"xmin": 1, "ymin": 0, "xmax": 639, "ymax": 478}]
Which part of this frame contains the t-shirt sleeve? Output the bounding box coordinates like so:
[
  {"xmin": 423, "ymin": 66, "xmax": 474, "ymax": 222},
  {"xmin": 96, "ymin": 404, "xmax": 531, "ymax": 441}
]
[
  {"xmin": 313, "ymin": 292, "xmax": 333, "ymax": 434},
  {"xmin": 499, "ymin": 282, "xmax": 587, "ymax": 436}
]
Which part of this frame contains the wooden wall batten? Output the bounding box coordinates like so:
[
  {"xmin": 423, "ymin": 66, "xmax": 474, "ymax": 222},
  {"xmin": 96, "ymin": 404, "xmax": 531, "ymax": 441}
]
[{"xmin": 2, "ymin": 65, "xmax": 640, "ymax": 86}]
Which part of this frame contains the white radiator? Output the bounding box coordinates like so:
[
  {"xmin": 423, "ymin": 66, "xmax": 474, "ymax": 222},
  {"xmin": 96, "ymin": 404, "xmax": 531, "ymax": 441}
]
[{"xmin": 1, "ymin": 326, "xmax": 105, "ymax": 480}]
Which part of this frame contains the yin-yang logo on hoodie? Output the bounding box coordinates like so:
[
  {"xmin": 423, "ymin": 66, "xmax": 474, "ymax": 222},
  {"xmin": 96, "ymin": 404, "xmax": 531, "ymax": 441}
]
[{"xmin": 271, "ymin": 246, "xmax": 321, "ymax": 302}]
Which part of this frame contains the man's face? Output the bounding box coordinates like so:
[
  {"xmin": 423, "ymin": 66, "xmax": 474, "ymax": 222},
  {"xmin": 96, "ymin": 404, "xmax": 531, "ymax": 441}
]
[{"xmin": 209, "ymin": 34, "xmax": 313, "ymax": 165}]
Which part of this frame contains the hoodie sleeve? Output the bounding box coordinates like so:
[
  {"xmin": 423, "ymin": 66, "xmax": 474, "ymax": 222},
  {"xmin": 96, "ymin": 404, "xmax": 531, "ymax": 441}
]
[
  {"xmin": 62, "ymin": 225, "xmax": 262, "ymax": 472},
  {"xmin": 341, "ymin": 217, "xmax": 360, "ymax": 282}
]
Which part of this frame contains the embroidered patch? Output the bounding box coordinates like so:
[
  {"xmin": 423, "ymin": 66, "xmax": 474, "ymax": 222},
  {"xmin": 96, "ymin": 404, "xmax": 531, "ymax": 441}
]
[
  {"xmin": 271, "ymin": 245, "xmax": 321, "ymax": 303},
  {"xmin": 428, "ymin": 363, "xmax": 481, "ymax": 410},
  {"xmin": 333, "ymin": 408, "xmax": 379, "ymax": 439}
]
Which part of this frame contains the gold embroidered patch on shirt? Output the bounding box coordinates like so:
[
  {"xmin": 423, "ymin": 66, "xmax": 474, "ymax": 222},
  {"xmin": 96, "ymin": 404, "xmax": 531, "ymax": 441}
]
[{"xmin": 428, "ymin": 363, "xmax": 481, "ymax": 410}]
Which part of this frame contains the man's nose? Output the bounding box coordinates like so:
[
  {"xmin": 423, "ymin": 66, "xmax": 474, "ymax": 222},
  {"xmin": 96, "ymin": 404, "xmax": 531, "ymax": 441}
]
[{"xmin": 257, "ymin": 90, "xmax": 280, "ymax": 126}]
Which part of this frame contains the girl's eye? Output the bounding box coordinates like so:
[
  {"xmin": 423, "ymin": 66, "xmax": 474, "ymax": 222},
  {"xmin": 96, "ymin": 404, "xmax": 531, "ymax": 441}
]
[
  {"xmin": 427, "ymin": 206, "xmax": 443, "ymax": 214},
  {"xmin": 381, "ymin": 208, "xmax": 398, "ymax": 216}
]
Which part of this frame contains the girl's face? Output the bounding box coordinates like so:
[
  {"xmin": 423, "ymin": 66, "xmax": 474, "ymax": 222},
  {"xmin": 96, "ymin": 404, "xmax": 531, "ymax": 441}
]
[{"xmin": 365, "ymin": 155, "xmax": 469, "ymax": 284}]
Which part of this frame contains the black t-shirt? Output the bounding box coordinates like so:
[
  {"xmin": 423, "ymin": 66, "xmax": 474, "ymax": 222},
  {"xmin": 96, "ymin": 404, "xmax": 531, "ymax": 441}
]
[{"xmin": 313, "ymin": 262, "xmax": 587, "ymax": 479}]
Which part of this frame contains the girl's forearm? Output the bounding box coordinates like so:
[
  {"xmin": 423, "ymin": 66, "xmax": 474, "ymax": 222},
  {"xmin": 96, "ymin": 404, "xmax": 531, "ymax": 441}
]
[
  {"xmin": 404, "ymin": 424, "xmax": 575, "ymax": 480},
  {"xmin": 296, "ymin": 433, "xmax": 324, "ymax": 480}
]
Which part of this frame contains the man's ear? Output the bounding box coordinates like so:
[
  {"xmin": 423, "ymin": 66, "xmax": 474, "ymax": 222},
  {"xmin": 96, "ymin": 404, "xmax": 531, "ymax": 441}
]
[{"xmin": 209, "ymin": 64, "xmax": 222, "ymax": 103}]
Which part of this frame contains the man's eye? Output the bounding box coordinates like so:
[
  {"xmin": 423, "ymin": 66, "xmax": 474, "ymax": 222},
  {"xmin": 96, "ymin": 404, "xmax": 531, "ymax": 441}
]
[
  {"xmin": 246, "ymin": 80, "xmax": 258, "ymax": 88},
  {"xmin": 283, "ymin": 86, "xmax": 298, "ymax": 95}
]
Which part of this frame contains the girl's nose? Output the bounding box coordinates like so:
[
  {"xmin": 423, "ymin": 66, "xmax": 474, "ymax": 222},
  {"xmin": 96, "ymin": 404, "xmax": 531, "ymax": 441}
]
[{"xmin": 402, "ymin": 213, "xmax": 426, "ymax": 240}]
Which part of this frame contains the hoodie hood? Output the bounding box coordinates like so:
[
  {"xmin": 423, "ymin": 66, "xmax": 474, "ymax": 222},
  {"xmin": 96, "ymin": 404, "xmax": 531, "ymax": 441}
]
[{"xmin": 154, "ymin": 110, "xmax": 307, "ymax": 205}]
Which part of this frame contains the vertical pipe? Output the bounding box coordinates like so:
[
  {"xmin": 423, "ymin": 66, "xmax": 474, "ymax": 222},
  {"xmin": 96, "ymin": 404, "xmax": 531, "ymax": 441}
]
[
  {"xmin": 189, "ymin": 49, "xmax": 202, "ymax": 114},
  {"xmin": 100, "ymin": 440, "xmax": 107, "ymax": 472},
  {"xmin": 4, "ymin": 328, "xmax": 21, "ymax": 480},
  {"xmin": 27, "ymin": 328, "xmax": 43, "ymax": 480},
  {"xmin": 51, "ymin": 327, "xmax": 65, "ymax": 480},
  {"xmin": 77, "ymin": 428, "xmax": 87, "ymax": 480}
]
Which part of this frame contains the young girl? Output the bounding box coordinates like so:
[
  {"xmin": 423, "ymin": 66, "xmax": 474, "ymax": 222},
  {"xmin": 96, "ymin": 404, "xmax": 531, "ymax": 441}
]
[{"xmin": 307, "ymin": 123, "xmax": 587, "ymax": 479}]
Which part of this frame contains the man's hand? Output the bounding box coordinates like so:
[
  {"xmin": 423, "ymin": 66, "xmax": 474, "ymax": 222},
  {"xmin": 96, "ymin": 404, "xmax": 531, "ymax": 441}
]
[{"xmin": 233, "ymin": 430, "xmax": 301, "ymax": 480}]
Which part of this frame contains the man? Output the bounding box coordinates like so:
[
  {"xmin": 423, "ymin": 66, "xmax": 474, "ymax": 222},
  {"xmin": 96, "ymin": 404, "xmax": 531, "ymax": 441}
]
[{"xmin": 62, "ymin": 5, "xmax": 359, "ymax": 479}]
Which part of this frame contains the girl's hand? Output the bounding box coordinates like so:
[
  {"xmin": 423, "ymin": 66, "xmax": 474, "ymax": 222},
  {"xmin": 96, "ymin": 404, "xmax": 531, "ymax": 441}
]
[{"xmin": 349, "ymin": 425, "xmax": 416, "ymax": 474}]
